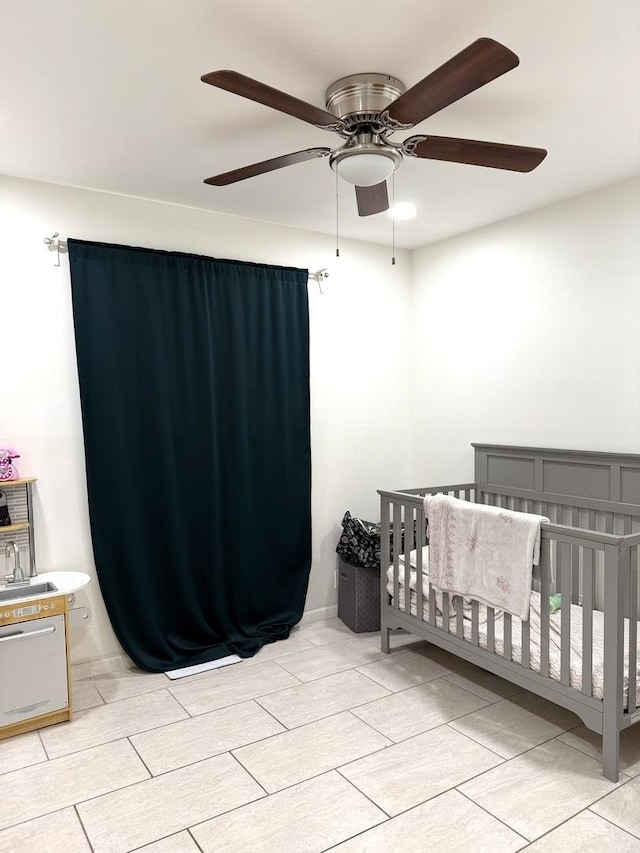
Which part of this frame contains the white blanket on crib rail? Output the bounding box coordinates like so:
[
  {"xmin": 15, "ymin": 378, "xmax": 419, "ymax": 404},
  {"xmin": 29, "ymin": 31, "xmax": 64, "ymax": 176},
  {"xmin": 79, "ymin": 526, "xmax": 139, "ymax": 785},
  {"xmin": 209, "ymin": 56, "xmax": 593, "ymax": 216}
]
[
  {"xmin": 423, "ymin": 493, "xmax": 548, "ymax": 621},
  {"xmin": 391, "ymin": 547, "xmax": 493, "ymax": 623}
]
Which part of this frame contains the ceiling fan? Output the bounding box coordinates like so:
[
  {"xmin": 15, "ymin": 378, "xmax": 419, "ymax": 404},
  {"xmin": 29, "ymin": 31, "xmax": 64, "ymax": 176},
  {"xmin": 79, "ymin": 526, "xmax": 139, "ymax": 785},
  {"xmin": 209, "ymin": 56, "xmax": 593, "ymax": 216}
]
[{"xmin": 201, "ymin": 38, "xmax": 547, "ymax": 217}]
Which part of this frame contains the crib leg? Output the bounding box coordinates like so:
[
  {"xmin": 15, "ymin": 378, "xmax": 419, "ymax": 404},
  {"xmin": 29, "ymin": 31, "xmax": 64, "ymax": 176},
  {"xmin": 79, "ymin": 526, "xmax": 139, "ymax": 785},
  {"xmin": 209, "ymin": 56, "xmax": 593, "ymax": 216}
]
[
  {"xmin": 381, "ymin": 624, "xmax": 390, "ymax": 654},
  {"xmin": 602, "ymin": 717, "xmax": 620, "ymax": 782}
]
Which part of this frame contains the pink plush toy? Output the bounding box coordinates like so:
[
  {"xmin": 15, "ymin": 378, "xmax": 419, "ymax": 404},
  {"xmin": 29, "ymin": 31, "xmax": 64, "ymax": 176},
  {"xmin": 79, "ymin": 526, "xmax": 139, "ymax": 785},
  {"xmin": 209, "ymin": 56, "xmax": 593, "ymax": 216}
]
[{"xmin": 0, "ymin": 448, "xmax": 20, "ymax": 481}]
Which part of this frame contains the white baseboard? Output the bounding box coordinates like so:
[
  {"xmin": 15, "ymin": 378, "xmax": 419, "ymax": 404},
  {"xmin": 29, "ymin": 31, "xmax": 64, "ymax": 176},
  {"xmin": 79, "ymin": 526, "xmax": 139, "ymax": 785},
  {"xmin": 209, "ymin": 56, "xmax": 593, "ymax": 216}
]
[{"xmin": 300, "ymin": 603, "xmax": 338, "ymax": 625}]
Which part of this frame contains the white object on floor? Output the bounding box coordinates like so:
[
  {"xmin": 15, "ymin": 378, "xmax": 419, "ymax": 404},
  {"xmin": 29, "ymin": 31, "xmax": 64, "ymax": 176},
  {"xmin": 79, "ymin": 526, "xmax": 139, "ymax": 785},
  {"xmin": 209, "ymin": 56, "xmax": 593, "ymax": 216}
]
[{"xmin": 164, "ymin": 655, "xmax": 242, "ymax": 679}]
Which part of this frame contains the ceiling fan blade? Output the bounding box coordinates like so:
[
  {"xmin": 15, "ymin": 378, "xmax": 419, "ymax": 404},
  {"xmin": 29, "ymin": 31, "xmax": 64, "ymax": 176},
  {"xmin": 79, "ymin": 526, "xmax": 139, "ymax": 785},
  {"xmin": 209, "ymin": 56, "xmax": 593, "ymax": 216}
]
[
  {"xmin": 202, "ymin": 70, "xmax": 341, "ymax": 129},
  {"xmin": 204, "ymin": 148, "xmax": 331, "ymax": 186},
  {"xmin": 387, "ymin": 38, "xmax": 519, "ymax": 126},
  {"xmin": 411, "ymin": 136, "xmax": 547, "ymax": 172},
  {"xmin": 355, "ymin": 182, "xmax": 390, "ymax": 216}
]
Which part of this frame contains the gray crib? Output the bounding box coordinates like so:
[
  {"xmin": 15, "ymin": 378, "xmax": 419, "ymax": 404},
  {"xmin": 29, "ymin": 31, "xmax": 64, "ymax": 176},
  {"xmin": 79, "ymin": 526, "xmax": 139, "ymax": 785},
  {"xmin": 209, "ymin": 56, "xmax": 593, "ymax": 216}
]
[{"xmin": 379, "ymin": 445, "xmax": 640, "ymax": 782}]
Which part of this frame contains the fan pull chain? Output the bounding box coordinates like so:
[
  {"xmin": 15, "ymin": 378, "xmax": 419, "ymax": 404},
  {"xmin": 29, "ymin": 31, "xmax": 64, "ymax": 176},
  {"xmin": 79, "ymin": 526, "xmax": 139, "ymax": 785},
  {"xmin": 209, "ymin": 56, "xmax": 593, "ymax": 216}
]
[
  {"xmin": 335, "ymin": 168, "xmax": 340, "ymax": 257},
  {"xmin": 391, "ymin": 173, "xmax": 396, "ymax": 266}
]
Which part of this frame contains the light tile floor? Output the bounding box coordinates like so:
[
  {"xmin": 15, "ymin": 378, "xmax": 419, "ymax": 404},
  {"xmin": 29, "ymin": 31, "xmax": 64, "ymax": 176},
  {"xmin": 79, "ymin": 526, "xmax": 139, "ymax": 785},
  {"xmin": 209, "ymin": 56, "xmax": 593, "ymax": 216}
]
[{"xmin": 2, "ymin": 619, "xmax": 640, "ymax": 852}]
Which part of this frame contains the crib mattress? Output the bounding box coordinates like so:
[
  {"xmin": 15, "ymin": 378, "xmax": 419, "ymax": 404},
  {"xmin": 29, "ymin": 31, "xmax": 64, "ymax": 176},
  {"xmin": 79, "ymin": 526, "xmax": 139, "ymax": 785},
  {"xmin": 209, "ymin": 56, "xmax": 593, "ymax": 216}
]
[{"xmin": 387, "ymin": 549, "xmax": 640, "ymax": 706}]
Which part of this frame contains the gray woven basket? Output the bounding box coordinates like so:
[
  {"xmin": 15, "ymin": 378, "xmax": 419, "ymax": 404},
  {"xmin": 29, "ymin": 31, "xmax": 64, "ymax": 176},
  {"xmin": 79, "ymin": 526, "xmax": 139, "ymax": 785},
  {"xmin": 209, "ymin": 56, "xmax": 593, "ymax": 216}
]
[{"xmin": 337, "ymin": 557, "xmax": 380, "ymax": 632}]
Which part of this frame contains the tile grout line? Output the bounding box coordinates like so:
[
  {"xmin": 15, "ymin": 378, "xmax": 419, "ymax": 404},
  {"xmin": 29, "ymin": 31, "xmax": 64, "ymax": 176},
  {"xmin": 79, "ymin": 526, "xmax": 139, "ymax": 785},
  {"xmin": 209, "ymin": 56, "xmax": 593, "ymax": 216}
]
[
  {"xmin": 252, "ymin": 697, "xmax": 295, "ymax": 731},
  {"xmin": 353, "ymin": 661, "xmax": 456, "ymax": 693},
  {"xmin": 587, "ymin": 804, "xmax": 640, "ymax": 841},
  {"xmin": 0, "ymin": 803, "xmax": 98, "ymax": 846},
  {"xmin": 452, "ymin": 740, "xmax": 635, "ymax": 841},
  {"xmin": 126, "ymin": 735, "xmax": 154, "ymax": 777},
  {"xmin": 517, "ymin": 732, "xmax": 634, "ymax": 781},
  {"xmin": 442, "ymin": 721, "xmax": 510, "ymax": 761},
  {"xmin": 124, "ymin": 827, "xmax": 206, "ymax": 853},
  {"xmin": 167, "ymin": 687, "xmax": 196, "ymax": 718},
  {"xmin": 224, "ymin": 707, "xmax": 394, "ymax": 783},
  {"xmin": 450, "ymin": 726, "xmax": 632, "ymax": 782},
  {"xmin": 333, "ymin": 767, "xmax": 392, "ymax": 819},
  {"xmin": 131, "ymin": 720, "xmax": 294, "ymax": 778},
  {"xmin": 35, "ymin": 693, "xmax": 191, "ymax": 763},
  {"xmin": 227, "ymin": 739, "xmax": 397, "ymax": 804},
  {"xmin": 186, "ymin": 826, "xmax": 206, "ymax": 853},
  {"xmin": 73, "ymin": 803, "xmax": 96, "ymax": 853},
  {"xmin": 0, "ymin": 742, "xmax": 156, "ymax": 834},
  {"xmin": 443, "ymin": 718, "xmax": 578, "ymax": 763},
  {"xmin": 522, "ymin": 804, "xmax": 633, "ymax": 849},
  {"xmin": 343, "ymin": 706, "xmax": 398, "ymax": 742},
  {"xmin": 180, "ymin": 769, "xmax": 344, "ymax": 841},
  {"xmin": 456, "ymin": 787, "xmax": 531, "ymax": 844},
  {"xmin": 441, "ymin": 674, "xmax": 526, "ymax": 705},
  {"xmin": 333, "ymin": 740, "xmax": 516, "ymax": 825},
  {"xmin": 91, "ymin": 678, "xmax": 173, "ymax": 706},
  {"xmin": 32, "ymin": 693, "xmax": 402, "ymax": 788},
  {"xmin": 227, "ymin": 750, "xmax": 270, "ymax": 796},
  {"xmin": 252, "ymin": 674, "xmax": 396, "ymax": 729}
]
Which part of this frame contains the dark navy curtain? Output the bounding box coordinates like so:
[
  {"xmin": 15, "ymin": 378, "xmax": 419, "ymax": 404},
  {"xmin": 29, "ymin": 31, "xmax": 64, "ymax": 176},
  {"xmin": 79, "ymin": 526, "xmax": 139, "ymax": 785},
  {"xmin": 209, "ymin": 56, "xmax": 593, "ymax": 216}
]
[{"xmin": 68, "ymin": 239, "xmax": 311, "ymax": 672}]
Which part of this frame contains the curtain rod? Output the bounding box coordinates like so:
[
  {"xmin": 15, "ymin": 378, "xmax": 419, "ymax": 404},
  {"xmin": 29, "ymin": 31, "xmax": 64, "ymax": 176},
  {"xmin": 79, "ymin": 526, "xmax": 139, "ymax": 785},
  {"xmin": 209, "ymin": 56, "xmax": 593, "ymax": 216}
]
[{"xmin": 43, "ymin": 233, "xmax": 329, "ymax": 287}]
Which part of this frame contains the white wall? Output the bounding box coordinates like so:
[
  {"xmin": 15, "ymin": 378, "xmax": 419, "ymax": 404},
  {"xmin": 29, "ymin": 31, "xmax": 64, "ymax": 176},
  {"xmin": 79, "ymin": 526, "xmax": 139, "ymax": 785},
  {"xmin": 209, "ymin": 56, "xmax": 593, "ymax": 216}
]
[
  {"xmin": 3, "ymin": 174, "xmax": 638, "ymax": 664},
  {"xmin": 0, "ymin": 175, "xmax": 412, "ymax": 662},
  {"xmin": 410, "ymin": 177, "xmax": 640, "ymax": 484}
]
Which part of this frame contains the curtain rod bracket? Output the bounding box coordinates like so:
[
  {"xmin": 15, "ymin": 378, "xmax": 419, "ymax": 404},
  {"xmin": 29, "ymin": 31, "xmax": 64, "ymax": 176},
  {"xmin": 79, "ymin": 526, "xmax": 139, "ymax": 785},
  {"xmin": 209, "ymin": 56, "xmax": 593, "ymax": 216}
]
[
  {"xmin": 44, "ymin": 233, "xmax": 68, "ymax": 267},
  {"xmin": 310, "ymin": 268, "xmax": 329, "ymax": 294}
]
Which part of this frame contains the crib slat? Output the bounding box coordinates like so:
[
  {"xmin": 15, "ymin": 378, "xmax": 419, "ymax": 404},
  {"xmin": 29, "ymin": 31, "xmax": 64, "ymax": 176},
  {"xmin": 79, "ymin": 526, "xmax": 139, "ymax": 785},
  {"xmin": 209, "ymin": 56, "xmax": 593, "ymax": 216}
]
[
  {"xmin": 628, "ymin": 546, "xmax": 638, "ymax": 711},
  {"xmin": 504, "ymin": 613, "xmax": 512, "ymax": 661},
  {"xmin": 393, "ymin": 503, "xmax": 401, "ymax": 611},
  {"xmin": 560, "ymin": 542, "xmax": 571, "ymax": 686},
  {"xmin": 416, "ymin": 508, "xmax": 425, "ymax": 621},
  {"xmin": 487, "ymin": 607, "xmax": 495, "ymax": 653},
  {"xmin": 403, "ymin": 505, "xmax": 412, "ymax": 617},
  {"xmin": 442, "ymin": 592, "xmax": 450, "ymax": 633},
  {"xmin": 428, "ymin": 581, "xmax": 435, "ymax": 625},
  {"xmin": 522, "ymin": 612, "xmax": 530, "ymax": 669},
  {"xmin": 603, "ymin": 543, "xmax": 625, "ymax": 781},
  {"xmin": 471, "ymin": 601, "xmax": 479, "ymax": 645},
  {"xmin": 582, "ymin": 548, "xmax": 594, "ymax": 696},
  {"xmin": 456, "ymin": 597, "xmax": 464, "ymax": 638},
  {"xmin": 540, "ymin": 538, "xmax": 551, "ymax": 678},
  {"xmin": 571, "ymin": 508, "xmax": 580, "ymax": 604},
  {"xmin": 623, "ymin": 515, "xmax": 632, "ymax": 620}
]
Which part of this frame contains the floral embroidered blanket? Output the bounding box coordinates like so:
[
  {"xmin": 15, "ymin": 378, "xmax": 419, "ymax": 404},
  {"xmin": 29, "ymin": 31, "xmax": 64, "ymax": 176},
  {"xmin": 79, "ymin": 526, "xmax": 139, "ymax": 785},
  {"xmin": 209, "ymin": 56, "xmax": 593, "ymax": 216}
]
[{"xmin": 423, "ymin": 494, "xmax": 549, "ymax": 620}]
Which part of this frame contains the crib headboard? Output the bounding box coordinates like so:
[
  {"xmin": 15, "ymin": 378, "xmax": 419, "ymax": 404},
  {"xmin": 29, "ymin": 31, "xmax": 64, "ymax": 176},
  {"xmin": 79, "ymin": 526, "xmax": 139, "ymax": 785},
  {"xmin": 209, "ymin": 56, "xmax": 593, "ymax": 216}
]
[{"xmin": 473, "ymin": 444, "xmax": 640, "ymax": 505}]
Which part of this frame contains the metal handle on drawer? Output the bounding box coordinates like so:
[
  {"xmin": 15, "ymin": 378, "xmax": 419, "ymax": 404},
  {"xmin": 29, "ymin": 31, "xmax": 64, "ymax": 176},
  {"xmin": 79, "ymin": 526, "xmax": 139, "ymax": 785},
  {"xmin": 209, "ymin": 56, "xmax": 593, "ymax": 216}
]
[{"xmin": 0, "ymin": 625, "xmax": 56, "ymax": 643}]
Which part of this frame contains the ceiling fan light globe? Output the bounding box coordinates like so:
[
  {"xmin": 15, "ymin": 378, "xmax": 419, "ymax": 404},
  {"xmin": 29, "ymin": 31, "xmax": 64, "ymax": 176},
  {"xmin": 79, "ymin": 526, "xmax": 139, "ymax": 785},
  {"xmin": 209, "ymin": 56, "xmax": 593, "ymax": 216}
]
[{"xmin": 336, "ymin": 153, "xmax": 396, "ymax": 186}]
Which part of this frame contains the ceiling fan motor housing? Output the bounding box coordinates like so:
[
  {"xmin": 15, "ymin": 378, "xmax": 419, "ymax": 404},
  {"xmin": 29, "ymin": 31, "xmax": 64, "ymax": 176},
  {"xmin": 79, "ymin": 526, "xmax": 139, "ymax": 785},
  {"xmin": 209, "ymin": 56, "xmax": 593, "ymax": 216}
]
[{"xmin": 325, "ymin": 73, "xmax": 406, "ymax": 125}]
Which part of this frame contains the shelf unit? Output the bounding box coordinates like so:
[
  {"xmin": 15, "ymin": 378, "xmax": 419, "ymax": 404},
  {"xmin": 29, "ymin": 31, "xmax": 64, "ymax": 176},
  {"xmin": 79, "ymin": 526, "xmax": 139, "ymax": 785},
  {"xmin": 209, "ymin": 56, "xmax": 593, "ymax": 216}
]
[{"xmin": 0, "ymin": 478, "xmax": 37, "ymax": 576}]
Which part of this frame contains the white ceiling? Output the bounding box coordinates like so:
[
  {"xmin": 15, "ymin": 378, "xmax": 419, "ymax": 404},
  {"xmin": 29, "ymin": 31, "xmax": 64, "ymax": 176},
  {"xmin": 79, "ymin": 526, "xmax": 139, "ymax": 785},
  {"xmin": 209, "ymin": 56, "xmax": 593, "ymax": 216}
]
[{"xmin": 2, "ymin": 1, "xmax": 639, "ymax": 249}]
